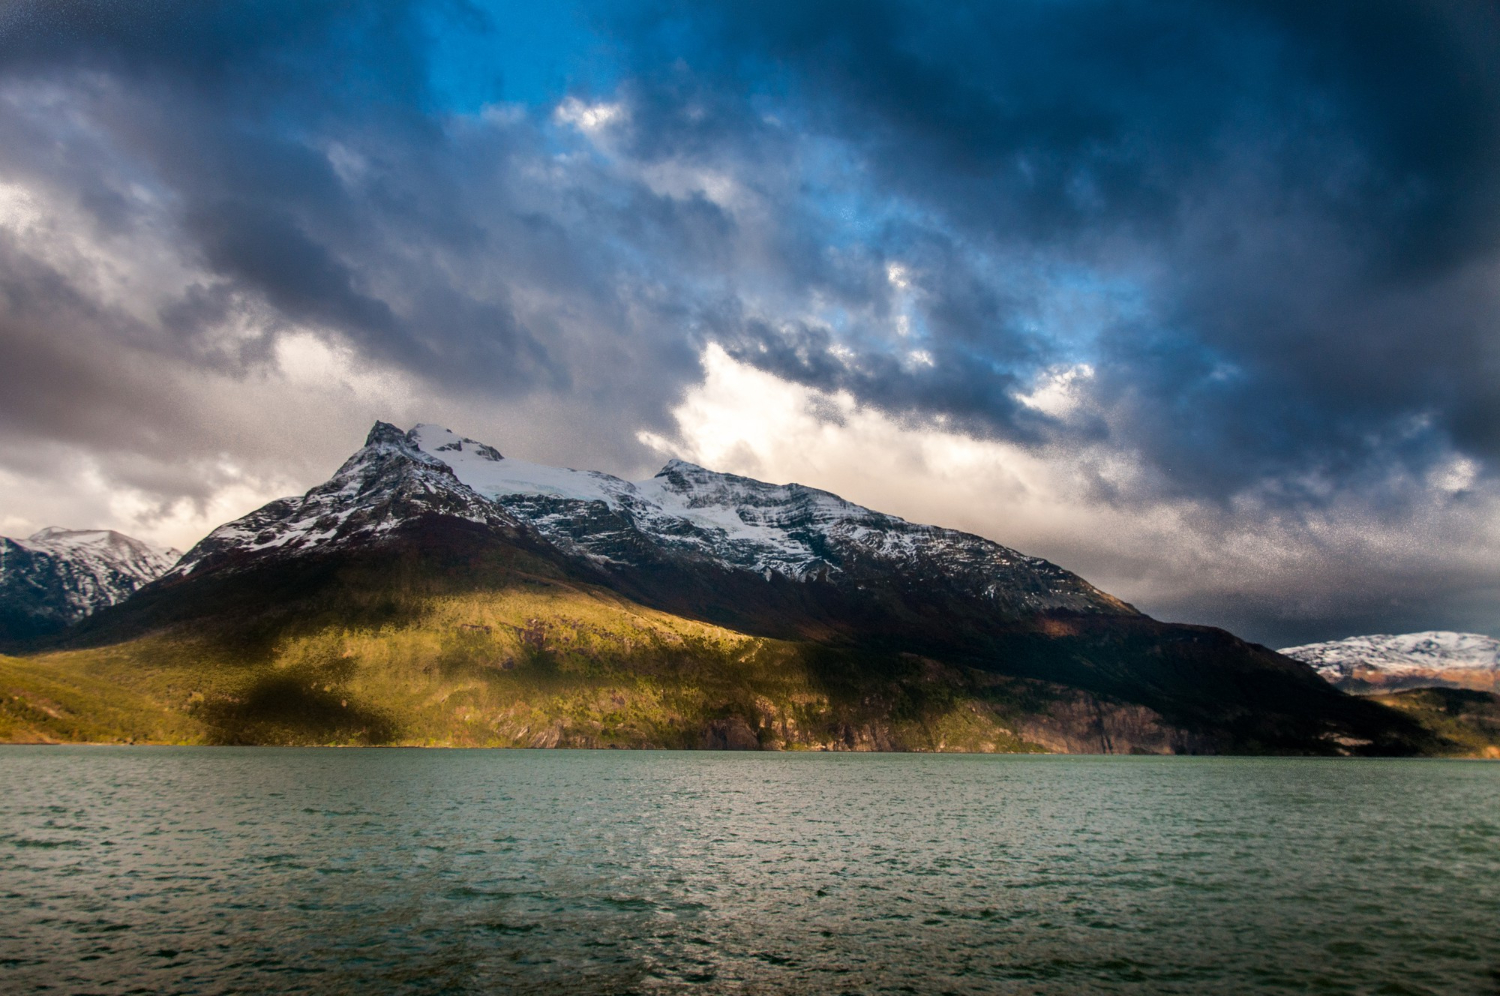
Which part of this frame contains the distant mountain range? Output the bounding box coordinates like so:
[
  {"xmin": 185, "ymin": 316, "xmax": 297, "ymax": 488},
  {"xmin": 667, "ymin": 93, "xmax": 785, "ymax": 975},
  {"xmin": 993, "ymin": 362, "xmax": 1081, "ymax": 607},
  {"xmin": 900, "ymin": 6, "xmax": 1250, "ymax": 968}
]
[
  {"xmin": 1281, "ymin": 632, "xmax": 1500, "ymax": 694},
  {"xmin": 0, "ymin": 422, "xmax": 1483, "ymax": 755},
  {"xmin": 0, "ymin": 528, "xmax": 179, "ymax": 643}
]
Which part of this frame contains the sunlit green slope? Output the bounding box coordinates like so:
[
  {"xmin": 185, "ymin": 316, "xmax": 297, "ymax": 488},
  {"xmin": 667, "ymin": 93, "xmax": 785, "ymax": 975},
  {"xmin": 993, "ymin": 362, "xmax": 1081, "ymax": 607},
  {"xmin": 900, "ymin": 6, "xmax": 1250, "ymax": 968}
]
[
  {"xmin": 1, "ymin": 572, "xmax": 1066, "ymax": 750},
  {"xmin": 1, "ymin": 517, "xmax": 1474, "ymax": 755},
  {"xmin": 1368, "ymin": 688, "xmax": 1500, "ymax": 758}
]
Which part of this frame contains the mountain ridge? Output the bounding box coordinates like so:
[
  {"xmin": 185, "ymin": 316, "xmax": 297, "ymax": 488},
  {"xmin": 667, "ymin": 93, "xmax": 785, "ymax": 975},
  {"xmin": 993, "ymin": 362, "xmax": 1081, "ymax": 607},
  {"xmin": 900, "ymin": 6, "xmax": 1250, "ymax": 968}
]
[
  {"xmin": 169, "ymin": 422, "xmax": 1131, "ymax": 619},
  {"xmin": 2, "ymin": 421, "xmax": 1452, "ymax": 754},
  {"xmin": 167, "ymin": 421, "xmax": 519, "ymax": 580}
]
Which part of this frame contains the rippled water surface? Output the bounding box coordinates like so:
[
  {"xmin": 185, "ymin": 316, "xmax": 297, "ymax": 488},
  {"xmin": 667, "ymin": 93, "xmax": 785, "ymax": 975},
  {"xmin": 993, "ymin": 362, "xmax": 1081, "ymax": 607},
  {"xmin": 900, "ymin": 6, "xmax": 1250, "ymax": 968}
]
[{"xmin": 2, "ymin": 749, "xmax": 1498, "ymax": 995}]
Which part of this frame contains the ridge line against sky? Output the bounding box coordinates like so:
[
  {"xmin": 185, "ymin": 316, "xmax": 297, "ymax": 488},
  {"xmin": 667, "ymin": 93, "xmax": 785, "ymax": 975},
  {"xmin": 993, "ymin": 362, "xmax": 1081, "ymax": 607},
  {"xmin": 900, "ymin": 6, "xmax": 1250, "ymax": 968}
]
[{"xmin": 0, "ymin": 0, "xmax": 1497, "ymax": 647}]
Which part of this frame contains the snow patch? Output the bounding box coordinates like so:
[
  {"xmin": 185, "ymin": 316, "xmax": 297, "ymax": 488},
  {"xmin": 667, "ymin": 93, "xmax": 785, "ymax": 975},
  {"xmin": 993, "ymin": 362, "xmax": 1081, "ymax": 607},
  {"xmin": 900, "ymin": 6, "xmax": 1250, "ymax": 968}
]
[{"xmin": 1280, "ymin": 631, "xmax": 1500, "ymax": 680}]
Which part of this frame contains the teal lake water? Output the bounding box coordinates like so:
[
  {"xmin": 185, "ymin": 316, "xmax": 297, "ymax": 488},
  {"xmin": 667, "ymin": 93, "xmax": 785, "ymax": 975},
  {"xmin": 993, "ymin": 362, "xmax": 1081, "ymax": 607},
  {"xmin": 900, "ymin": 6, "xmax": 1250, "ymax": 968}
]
[{"xmin": 1, "ymin": 749, "xmax": 1497, "ymax": 995}]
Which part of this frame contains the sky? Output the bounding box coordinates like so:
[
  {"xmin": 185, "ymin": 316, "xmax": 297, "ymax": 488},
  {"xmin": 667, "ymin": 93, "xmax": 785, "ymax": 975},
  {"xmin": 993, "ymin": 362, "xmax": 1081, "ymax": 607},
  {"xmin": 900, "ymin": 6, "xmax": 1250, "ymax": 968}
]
[{"xmin": 0, "ymin": 0, "xmax": 1497, "ymax": 648}]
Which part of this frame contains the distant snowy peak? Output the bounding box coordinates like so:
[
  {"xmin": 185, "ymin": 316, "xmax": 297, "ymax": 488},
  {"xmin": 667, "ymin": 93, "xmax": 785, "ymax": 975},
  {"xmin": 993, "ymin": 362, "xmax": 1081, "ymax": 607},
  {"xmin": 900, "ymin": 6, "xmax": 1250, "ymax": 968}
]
[
  {"xmin": 0, "ymin": 527, "xmax": 180, "ymax": 637},
  {"xmin": 1280, "ymin": 631, "xmax": 1500, "ymax": 693},
  {"xmin": 20, "ymin": 527, "xmax": 181, "ymax": 583},
  {"xmin": 1281, "ymin": 631, "xmax": 1500, "ymax": 674}
]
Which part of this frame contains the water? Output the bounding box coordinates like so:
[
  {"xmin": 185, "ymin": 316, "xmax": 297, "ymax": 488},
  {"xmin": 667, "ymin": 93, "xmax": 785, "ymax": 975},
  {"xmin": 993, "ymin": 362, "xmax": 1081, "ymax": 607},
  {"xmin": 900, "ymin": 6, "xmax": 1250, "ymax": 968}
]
[{"xmin": 1, "ymin": 749, "xmax": 1497, "ymax": 996}]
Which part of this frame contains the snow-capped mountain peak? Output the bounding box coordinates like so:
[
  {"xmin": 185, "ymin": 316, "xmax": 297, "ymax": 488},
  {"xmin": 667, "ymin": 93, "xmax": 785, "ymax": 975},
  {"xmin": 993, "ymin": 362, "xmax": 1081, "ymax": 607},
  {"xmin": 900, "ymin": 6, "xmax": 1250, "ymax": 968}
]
[
  {"xmin": 407, "ymin": 424, "xmax": 632, "ymax": 507},
  {"xmin": 656, "ymin": 457, "xmax": 709, "ymax": 475},
  {"xmin": 409, "ymin": 424, "xmax": 892, "ymax": 555},
  {"xmin": 400, "ymin": 423, "xmax": 1129, "ymax": 614},
  {"xmin": 22, "ymin": 527, "xmax": 182, "ymax": 578},
  {"xmin": 156, "ymin": 422, "xmax": 1131, "ymax": 622},
  {"xmin": 168, "ymin": 422, "xmax": 516, "ymax": 577},
  {"xmin": 1280, "ymin": 631, "xmax": 1500, "ymax": 693}
]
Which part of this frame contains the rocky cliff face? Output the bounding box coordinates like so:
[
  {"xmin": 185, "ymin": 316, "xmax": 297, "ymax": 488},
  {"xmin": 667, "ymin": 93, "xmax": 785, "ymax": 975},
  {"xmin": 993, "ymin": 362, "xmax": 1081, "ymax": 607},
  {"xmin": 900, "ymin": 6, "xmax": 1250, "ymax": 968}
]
[{"xmin": 0, "ymin": 528, "xmax": 179, "ymax": 642}]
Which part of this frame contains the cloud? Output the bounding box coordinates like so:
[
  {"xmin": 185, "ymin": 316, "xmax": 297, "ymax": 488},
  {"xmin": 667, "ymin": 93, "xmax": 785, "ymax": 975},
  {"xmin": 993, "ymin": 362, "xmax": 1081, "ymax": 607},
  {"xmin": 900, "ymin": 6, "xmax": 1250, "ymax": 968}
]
[
  {"xmin": 0, "ymin": 0, "xmax": 1495, "ymax": 642},
  {"xmin": 644, "ymin": 346, "xmax": 1500, "ymax": 647}
]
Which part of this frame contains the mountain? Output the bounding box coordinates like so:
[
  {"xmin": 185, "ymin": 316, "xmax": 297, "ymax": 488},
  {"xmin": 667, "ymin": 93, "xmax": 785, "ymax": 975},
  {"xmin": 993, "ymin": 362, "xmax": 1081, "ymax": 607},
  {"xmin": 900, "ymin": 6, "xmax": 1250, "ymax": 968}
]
[
  {"xmin": 164, "ymin": 422, "xmax": 520, "ymax": 581},
  {"xmin": 1360, "ymin": 687, "xmax": 1500, "ymax": 759},
  {"xmin": 163, "ymin": 422, "xmax": 1133, "ymax": 645},
  {"xmin": 1280, "ymin": 631, "xmax": 1500, "ymax": 694},
  {"xmin": 0, "ymin": 527, "xmax": 180, "ymax": 644},
  {"xmin": 1, "ymin": 423, "xmax": 1444, "ymax": 754},
  {"xmin": 167, "ymin": 423, "xmax": 1125, "ymax": 618}
]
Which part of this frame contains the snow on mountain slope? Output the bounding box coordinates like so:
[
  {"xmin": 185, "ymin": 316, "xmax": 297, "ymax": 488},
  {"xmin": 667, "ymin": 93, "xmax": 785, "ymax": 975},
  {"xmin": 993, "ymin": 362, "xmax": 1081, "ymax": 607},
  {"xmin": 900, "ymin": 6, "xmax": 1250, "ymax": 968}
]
[
  {"xmin": 168, "ymin": 423, "xmax": 516, "ymax": 577},
  {"xmin": 410, "ymin": 423, "xmax": 1129, "ymax": 615},
  {"xmin": 49, "ymin": 422, "xmax": 1426, "ymax": 757},
  {"xmin": 21, "ymin": 528, "xmax": 180, "ymax": 588},
  {"xmin": 1280, "ymin": 631, "xmax": 1500, "ymax": 693},
  {"xmin": 160, "ymin": 422, "xmax": 1130, "ymax": 619},
  {"xmin": 408, "ymin": 424, "xmax": 628, "ymax": 505},
  {"xmin": 407, "ymin": 424, "xmax": 858, "ymax": 575},
  {"xmin": 0, "ymin": 527, "xmax": 180, "ymax": 638}
]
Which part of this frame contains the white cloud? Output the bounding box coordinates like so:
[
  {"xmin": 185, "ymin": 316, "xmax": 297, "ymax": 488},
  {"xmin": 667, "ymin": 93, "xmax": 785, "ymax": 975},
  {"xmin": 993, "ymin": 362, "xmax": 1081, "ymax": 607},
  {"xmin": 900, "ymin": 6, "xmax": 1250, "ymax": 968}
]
[
  {"xmin": 639, "ymin": 345, "xmax": 1500, "ymax": 640},
  {"xmin": 554, "ymin": 97, "xmax": 625, "ymax": 132},
  {"xmin": 322, "ymin": 141, "xmax": 369, "ymax": 188},
  {"xmin": 1014, "ymin": 362, "xmax": 1095, "ymax": 418},
  {"xmin": 1429, "ymin": 455, "xmax": 1478, "ymax": 494},
  {"xmin": 0, "ymin": 179, "xmax": 43, "ymax": 230},
  {"xmin": 637, "ymin": 160, "xmax": 748, "ymax": 211}
]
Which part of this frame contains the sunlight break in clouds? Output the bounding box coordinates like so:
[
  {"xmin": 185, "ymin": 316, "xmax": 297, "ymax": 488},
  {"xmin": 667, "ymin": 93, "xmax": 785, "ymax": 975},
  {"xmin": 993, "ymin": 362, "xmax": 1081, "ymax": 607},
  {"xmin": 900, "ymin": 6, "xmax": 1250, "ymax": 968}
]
[
  {"xmin": 638, "ymin": 345, "xmax": 1183, "ymax": 592},
  {"xmin": 641, "ymin": 346, "xmax": 1500, "ymax": 642},
  {"xmin": 553, "ymin": 96, "xmax": 625, "ymax": 132}
]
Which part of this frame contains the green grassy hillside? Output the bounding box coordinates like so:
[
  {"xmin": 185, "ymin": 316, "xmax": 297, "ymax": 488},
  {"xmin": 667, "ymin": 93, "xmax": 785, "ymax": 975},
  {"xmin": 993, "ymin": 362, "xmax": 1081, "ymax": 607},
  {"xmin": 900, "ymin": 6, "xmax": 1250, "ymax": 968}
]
[
  {"xmin": 2, "ymin": 573, "xmax": 1067, "ymax": 750},
  {"xmin": 1367, "ymin": 688, "xmax": 1500, "ymax": 758}
]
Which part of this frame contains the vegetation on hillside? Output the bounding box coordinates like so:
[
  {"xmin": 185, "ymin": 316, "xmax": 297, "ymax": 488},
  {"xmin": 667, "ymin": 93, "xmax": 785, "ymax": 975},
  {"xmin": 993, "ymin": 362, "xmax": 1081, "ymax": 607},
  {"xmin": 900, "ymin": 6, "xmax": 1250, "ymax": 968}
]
[
  {"xmin": 1, "ymin": 575, "xmax": 1063, "ymax": 750},
  {"xmin": 1, "ymin": 527, "xmax": 1480, "ymax": 755},
  {"xmin": 1368, "ymin": 688, "xmax": 1500, "ymax": 758}
]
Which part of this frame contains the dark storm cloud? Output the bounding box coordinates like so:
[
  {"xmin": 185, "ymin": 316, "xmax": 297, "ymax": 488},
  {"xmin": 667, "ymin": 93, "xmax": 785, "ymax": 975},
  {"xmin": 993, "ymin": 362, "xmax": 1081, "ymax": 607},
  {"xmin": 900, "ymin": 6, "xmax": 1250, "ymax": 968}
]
[
  {"xmin": 0, "ymin": 0, "xmax": 1497, "ymax": 642},
  {"xmin": 0, "ymin": 0, "xmax": 726, "ymax": 447},
  {"xmin": 613, "ymin": 0, "xmax": 1500, "ymax": 500},
  {"xmin": 0, "ymin": 230, "xmax": 164, "ymax": 448}
]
